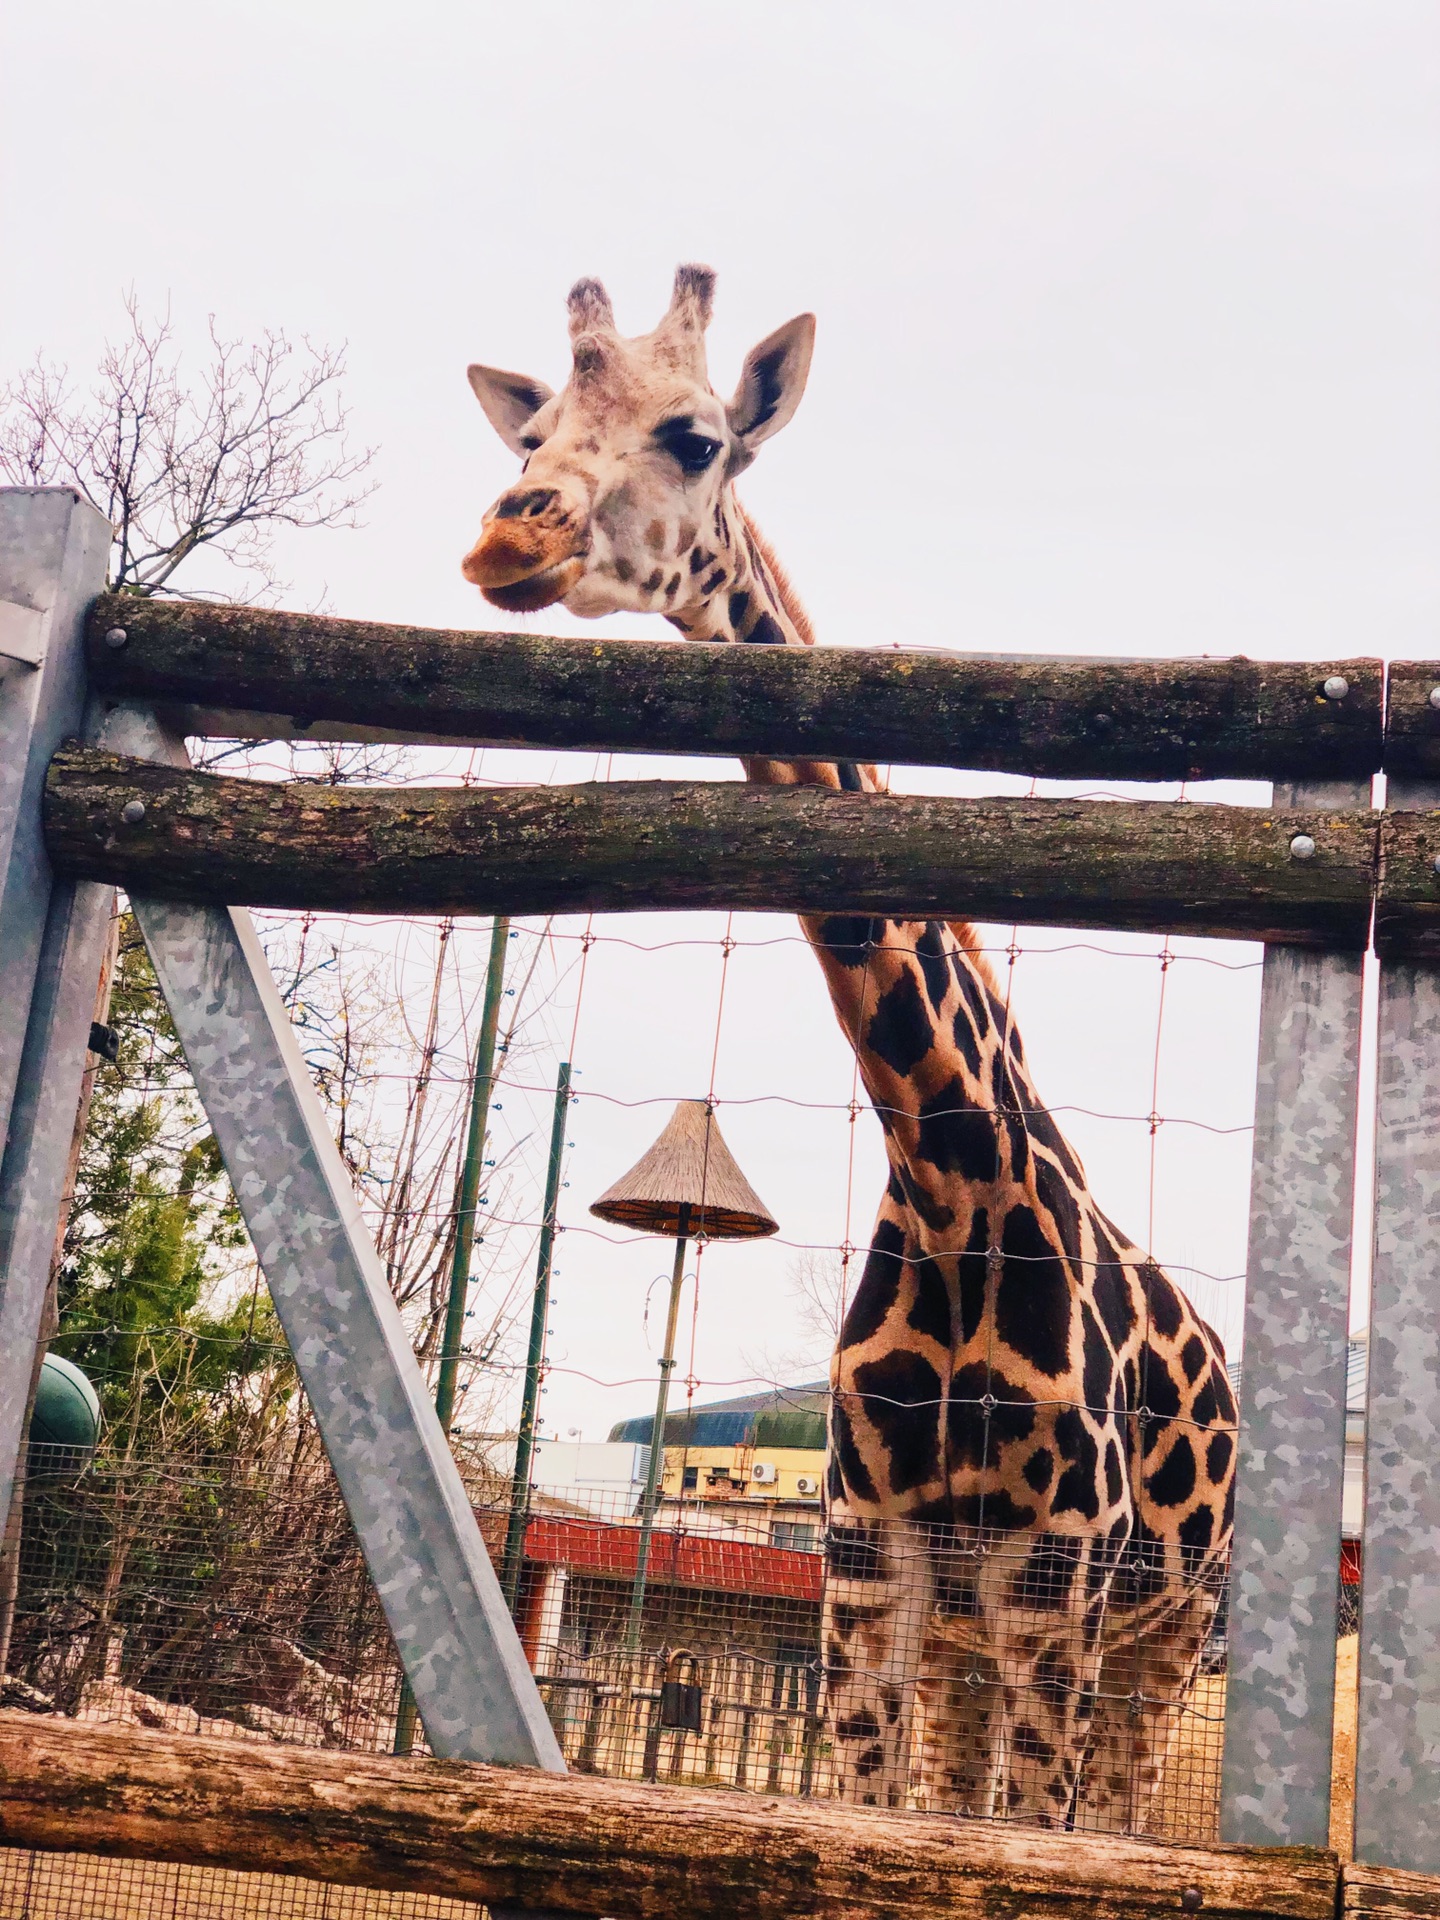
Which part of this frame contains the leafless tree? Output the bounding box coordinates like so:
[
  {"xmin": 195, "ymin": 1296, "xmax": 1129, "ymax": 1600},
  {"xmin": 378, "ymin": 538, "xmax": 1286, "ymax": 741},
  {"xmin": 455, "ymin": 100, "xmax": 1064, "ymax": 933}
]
[
  {"xmin": 260, "ymin": 907, "xmax": 570, "ymax": 1435},
  {"xmin": 789, "ymin": 1249, "xmax": 849, "ymax": 1351},
  {"xmin": 739, "ymin": 1249, "xmax": 849, "ymax": 1394},
  {"xmin": 0, "ymin": 292, "xmax": 375, "ymax": 601}
]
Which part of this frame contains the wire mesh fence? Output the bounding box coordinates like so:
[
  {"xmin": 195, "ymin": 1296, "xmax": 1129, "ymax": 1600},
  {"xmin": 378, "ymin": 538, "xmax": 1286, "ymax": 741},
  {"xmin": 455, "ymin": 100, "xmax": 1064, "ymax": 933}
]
[
  {"xmin": 4, "ymin": 1427, "xmax": 1272, "ymax": 1845},
  {"xmin": 2, "ymin": 793, "xmax": 1366, "ymax": 1907},
  {"xmin": 0, "ymin": 1848, "xmax": 487, "ymax": 1920}
]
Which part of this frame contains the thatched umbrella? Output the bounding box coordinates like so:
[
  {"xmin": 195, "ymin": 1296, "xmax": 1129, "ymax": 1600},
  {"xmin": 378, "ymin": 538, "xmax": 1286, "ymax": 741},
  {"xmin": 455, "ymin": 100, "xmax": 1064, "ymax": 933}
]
[{"xmin": 591, "ymin": 1101, "xmax": 776, "ymax": 1648}]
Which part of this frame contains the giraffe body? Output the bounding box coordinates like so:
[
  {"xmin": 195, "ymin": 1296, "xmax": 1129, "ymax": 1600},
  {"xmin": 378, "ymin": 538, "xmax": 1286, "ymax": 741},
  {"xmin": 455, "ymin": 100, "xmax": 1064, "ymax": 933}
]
[{"xmin": 462, "ymin": 268, "xmax": 1236, "ymax": 1831}]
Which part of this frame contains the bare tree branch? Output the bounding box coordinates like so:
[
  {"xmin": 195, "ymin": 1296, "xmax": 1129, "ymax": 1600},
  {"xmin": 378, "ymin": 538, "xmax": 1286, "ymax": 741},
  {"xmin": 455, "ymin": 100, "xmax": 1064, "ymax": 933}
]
[{"xmin": 0, "ymin": 293, "xmax": 376, "ymax": 602}]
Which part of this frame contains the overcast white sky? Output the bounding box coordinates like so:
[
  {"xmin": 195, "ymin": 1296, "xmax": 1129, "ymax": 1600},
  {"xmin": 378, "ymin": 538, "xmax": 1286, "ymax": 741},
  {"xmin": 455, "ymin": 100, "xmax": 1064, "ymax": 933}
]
[{"xmin": 5, "ymin": 3, "xmax": 1438, "ymax": 1444}]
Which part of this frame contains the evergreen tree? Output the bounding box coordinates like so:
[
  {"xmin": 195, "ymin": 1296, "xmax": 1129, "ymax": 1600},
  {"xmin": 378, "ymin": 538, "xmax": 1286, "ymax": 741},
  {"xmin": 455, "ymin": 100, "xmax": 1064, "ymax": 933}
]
[{"xmin": 56, "ymin": 915, "xmax": 291, "ymax": 1451}]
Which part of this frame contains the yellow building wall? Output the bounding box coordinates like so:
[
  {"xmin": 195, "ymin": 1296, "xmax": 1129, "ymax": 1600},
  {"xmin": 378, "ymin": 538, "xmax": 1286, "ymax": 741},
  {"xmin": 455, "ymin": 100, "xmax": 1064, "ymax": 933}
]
[{"xmin": 658, "ymin": 1443, "xmax": 825, "ymax": 1505}]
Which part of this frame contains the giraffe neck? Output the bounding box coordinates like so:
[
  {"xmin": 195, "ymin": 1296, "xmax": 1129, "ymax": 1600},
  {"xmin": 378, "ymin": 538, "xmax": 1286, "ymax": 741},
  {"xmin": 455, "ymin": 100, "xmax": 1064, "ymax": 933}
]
[
  {"xmin": 665, "ymin": 496, "xmax": 813, "ymax": 650},
  {"xmin": 665, "ymin": 493, "xmax": 1051, "ymax": 1231},
  {"xmin": 666, "ymin": 495, "xmax": 860, "ymax": 795}
]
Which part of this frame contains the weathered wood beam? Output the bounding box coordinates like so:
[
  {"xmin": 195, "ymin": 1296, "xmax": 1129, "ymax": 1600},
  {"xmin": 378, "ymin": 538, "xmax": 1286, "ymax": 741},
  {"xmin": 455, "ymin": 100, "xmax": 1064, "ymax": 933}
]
[
  {"xmin": 86, "ymin": 593, "xmax": 1383, "ymax": 783},
  {"xmin": 1381, "ymin": 663, "xmax": 1440, "ymax": 780},
  {"xmin": 0, "ymin": 1713, "xmax": 1341, "ymax": 1920},
  {"xmin": 1344, "ymin": 1861, "xmax": 1440, "ymax": 1919},
  {"xmin": 43, "ymin": 749, "xmax": 1378, "ymax": 947},
  {"xmin": 1372, "ymin": 810, "xmax": 1440, "ymax": 957}
]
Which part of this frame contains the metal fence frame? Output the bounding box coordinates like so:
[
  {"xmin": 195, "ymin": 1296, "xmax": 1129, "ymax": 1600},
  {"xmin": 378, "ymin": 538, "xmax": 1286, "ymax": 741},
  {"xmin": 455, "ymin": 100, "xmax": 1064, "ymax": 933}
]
[
  {"xmin": 1218, "ymin": 782, "xmax": 1366, "ymax": 1850},
  {"xmin": 2, "ymin": 485, "xmax": 1436, "ymax": 1867},
  {"xmin": 0, "ymin": 494, "xmax": 560, "ymax": 1773}
]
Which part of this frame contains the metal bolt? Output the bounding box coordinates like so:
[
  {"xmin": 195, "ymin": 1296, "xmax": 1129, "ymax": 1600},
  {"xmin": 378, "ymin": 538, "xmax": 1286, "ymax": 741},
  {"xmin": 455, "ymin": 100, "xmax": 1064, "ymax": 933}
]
[
  {"xmin": 1093, "ymin": 712, "xmax": 1113, "ymax": 729},
  {"xmin": 1432, "ymin": 853, "xmax": 1440, "ymax": 877},
  {"xmin": 120, "ymin": 799, "xmax": 145, "ymax": 825},
  {"xmin": 1289, "ymin": 833, "xmax": 1317, "ymax": 861},
  {"xmin": 103, "ymin": 626, "xmax": 128, "ymax": 649},
  {"xmin": 1322, "ymin": 674, "xmax": 1349, "ymax": 701},
  {"xmin": 1430, "ymin": 686, "xmax": 1440, "ymax": 711},
  {"xmin": 1181, "ymin": 1890, "xmax": 1204, "ymax": 1913}
]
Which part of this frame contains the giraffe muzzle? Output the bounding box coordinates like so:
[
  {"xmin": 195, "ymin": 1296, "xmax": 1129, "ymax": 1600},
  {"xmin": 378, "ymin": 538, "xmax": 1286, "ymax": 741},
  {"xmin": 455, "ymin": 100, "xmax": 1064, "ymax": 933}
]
[{"xmin": 462, "ymin": 487, "xmax": 588, "ymax": 608}]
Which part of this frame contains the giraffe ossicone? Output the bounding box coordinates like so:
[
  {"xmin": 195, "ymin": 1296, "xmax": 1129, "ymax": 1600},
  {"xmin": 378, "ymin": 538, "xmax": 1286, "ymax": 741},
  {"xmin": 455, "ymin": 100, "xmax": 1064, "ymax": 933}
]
[{"xmin": 463, "ymin": 266, "xmax": 1236, "ymax": 1834}]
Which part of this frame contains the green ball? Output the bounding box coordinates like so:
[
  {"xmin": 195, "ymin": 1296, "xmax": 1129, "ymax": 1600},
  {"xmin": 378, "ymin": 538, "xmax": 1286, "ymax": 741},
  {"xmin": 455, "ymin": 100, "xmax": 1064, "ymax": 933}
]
[{"xmin": 29, "ymin": 1352, "xmax": 100, "ymax": 1471}]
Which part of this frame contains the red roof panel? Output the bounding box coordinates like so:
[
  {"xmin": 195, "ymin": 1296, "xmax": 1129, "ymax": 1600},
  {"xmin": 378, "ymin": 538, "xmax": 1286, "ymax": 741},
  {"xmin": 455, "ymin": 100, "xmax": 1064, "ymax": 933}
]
[{"xmin": 522, "ymin": 1515, "xmax": 823, "ymax": 1604}]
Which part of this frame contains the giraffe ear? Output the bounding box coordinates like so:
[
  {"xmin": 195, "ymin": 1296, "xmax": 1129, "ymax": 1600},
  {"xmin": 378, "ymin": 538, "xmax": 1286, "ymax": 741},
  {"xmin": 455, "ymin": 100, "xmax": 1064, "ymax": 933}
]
[
  {"xmin": 467, "ymin": 364, "xmax": 556, "ymax": 456},
  {"xmin": 726, "ymin": 315, "xmax": 815, "ymax": 461}
]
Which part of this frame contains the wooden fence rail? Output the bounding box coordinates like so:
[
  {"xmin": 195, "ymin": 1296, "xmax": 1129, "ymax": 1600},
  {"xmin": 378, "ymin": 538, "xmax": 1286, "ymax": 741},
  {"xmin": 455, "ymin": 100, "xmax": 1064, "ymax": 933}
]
[
  {"xmin": 43, "ymin": 747, "xmax": 1384, "ymax": 946},
  {"xmin": 1375, "ymin": 662, "xmax": 1440, "ymax": 779},
  {"xmin": 85, "ymin": 594, "xmax": 1384, "ymax": 783},
  {"xmin": 0, "ymin": 1713, "xmax": 1348, "ymax": 1920}
]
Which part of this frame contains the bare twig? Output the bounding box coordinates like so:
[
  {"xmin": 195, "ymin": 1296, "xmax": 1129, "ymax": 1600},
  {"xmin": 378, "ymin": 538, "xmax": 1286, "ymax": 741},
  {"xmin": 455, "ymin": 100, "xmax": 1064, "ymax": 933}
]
[{"xmin": 0, "ymin": 294, "xmax": 376, "ymax": 602}]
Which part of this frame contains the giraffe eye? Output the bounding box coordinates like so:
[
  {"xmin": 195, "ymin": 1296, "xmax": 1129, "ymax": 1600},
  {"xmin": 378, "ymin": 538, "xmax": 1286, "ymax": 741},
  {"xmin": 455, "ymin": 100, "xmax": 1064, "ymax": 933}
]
[{"xmin": 655, "ymin": 421, "xmax": 722, "ymax": 474}]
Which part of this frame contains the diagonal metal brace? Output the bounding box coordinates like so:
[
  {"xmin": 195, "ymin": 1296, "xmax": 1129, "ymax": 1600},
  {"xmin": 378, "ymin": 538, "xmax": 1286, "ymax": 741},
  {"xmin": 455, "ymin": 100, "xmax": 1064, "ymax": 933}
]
[{"xmin": 96, "ymin": 702, "xmax": 562, "ymax": 1771}]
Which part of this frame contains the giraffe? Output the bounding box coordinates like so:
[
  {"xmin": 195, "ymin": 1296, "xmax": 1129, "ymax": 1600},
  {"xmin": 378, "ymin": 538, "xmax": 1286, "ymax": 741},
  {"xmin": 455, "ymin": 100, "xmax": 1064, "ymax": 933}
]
[{"xmin": 460, "ymin": 267, "xmax": 1237, "ymax": 1832}]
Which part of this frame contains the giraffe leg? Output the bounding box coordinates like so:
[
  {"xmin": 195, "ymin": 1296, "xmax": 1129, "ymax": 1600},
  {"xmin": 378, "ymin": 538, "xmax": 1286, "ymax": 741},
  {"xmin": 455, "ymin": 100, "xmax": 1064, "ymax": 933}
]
[
  {"xmin": 823, "ymin": 1517, "xmax": 935, "ymax": 1809},
  {"xmin": 1076, "ymin": 1584, "xmax": 1219, "ymax": 1835},
  {"xmin": 910, "ymin": 1530, "xmax": 1003, "ymax": 1814},
  {"xmin": 910, "ymin": 1635, "xmax": 1002, "ymax": 1814},
  {"xmin": 977, "ymin": 1534, "xmax": 1109, "ymax": 1827},
  {"xmin": 991, "ymin": 1628, "xmax": 1107, "ymax": 1825}
]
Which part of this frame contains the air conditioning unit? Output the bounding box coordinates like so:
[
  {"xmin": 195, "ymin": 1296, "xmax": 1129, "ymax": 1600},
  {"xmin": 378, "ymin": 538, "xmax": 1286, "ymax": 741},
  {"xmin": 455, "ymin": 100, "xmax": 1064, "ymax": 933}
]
[
  {"xmin": 796, "ymin": 1475, "xmax": 820, "ymax": 1497},
  {"xmin": 751, "ymin": 1461, "xmax": 778, "ymax": 1485}
]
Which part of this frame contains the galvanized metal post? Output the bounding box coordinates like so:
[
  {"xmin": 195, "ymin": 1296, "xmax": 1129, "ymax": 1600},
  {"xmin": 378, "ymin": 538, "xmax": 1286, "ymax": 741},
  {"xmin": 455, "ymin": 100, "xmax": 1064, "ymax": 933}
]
[
  {"xmin": 1353, "ymin": 773, "xmax": 1440, "ymax": 1872},
  {"xmin": 0, "ymin": 487, "xmax": 112, "ymax": 1553},
  {"xmin": 501, "ymin": 1062, "xmax": 571, "ymax": 1608},
  {"xmin": 0, "ymin": 488, "xmax": 111, "ymax": 1147},
  {"xmin": 1219, "ymin": 777, "xmax": 1367, "ymax": 1846},
  {"xmin": 93, "ymin": 702, "xmax": 563, "ymax": 1770}
]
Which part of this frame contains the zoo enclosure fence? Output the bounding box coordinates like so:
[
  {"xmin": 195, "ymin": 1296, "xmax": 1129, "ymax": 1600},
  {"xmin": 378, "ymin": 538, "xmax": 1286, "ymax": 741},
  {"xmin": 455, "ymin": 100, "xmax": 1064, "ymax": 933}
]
[
  {"xmin": 1, "ymin": 488, "xmax": 1437, "ymax": 1899},
  {"xmin": 6, "ymin": 1414, "xmax": 1360, "ymax": 1846}
]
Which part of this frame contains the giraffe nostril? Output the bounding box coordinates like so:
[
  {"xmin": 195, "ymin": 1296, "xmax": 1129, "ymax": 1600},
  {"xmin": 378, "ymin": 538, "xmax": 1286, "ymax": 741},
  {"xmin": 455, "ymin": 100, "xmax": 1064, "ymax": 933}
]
[{"xmin": 495, "ymin": 488, "xmax": 559, "ymax": 522}]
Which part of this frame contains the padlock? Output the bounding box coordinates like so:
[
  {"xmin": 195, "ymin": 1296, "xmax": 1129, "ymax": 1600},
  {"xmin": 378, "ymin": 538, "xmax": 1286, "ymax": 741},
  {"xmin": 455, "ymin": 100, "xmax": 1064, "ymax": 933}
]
[{"xmin": 658, "ymin": 1650, "xmax": 703, "ymax": 1734}]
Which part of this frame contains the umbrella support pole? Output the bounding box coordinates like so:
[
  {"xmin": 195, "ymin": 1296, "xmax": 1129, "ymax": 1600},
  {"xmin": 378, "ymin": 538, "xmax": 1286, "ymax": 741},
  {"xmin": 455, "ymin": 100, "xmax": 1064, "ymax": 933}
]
[{"xmin": 625, "ymin": 1207, "xmax": 690, "ymax": 1655}]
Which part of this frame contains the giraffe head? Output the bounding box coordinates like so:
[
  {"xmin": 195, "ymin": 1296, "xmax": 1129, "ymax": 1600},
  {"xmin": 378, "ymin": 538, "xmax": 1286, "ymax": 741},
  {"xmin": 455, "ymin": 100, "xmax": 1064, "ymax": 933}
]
[{"xmin": 462, "ymin": 266, "xmax": 814, "ymax": 623}]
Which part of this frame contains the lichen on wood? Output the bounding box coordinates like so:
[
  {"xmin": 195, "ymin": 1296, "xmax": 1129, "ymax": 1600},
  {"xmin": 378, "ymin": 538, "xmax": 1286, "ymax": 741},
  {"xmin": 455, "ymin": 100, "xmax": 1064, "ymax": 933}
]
[
  {"xmin": 86, "ymin": 592, "xmax": 1384, "ymax": 783},
  {"xmin": 0, "ymin": 1712, "xmax": 1346, "ymax": 1920},
  {"xmin": 44, "ymin": 746, "xmax": 1377, "ymax": 947}
]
